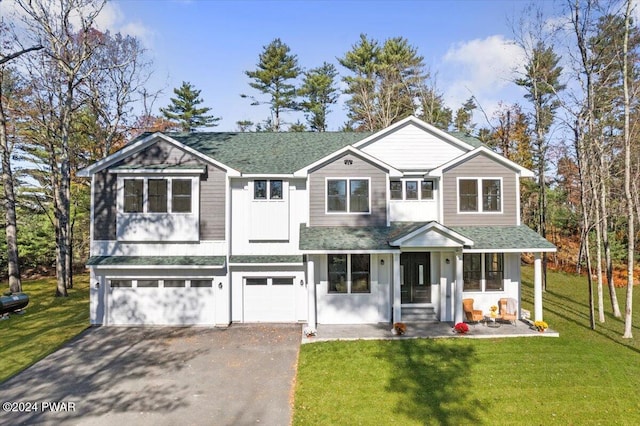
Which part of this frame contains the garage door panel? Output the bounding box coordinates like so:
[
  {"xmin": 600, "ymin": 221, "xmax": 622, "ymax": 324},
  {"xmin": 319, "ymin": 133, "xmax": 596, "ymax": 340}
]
[
  {"xmin": 243, "ymin": 278, "xmax": 296, "ymax": 322},
  {"xmin": 108, "ymin": 284, "xmax": 216, "ymax": 326}
]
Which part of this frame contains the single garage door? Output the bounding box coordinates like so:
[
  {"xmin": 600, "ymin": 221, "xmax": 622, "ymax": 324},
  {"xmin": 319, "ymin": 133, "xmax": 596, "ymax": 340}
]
[
  {"xmin": 107, "ymin": 278, "xmax": 216, "ymax": 325},
  {"xmin": 243, "ymin": 277, "xmax": 297, "ymax": 322}
]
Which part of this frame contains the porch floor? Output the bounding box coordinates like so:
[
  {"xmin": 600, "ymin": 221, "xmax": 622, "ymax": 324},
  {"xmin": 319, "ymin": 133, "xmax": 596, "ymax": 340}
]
[{"xmin": 301, "ymin": 320, "xmax": 558, "ymax": 344}]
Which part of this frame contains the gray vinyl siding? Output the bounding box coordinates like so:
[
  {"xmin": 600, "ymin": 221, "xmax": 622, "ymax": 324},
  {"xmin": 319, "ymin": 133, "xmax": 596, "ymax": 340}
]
[
  {"xmin": 309, "ymin": 152, "xmax": 387, "ymax": 226},
  {"xmin": 199, "ymin": 165, "xmax": 226, "ymax": 240},
  {"xmin": 442, "ymin": 153, "xmax": 518, "ymax": 226},
  {"xmin": 93, "ymin": 170, "xmax": 117, "ymax": 240},
  {"xmin": 97, "ymin": 139, "xmax": 226, "ymax": 241}
]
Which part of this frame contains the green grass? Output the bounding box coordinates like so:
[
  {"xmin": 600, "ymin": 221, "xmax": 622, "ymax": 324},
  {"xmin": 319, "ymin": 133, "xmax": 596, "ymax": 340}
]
[
  {"xmin": 294, "ymin": 267, "xmax": 640, "ymax": 425},
  {"xmin": 0, "ymin": 275, "xmax": 90, "ymax": 383}
]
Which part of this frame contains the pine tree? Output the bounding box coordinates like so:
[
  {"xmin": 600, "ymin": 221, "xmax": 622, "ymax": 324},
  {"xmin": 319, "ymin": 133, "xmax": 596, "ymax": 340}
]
[
  {"xmin": 299, "ymin": 62, "xmax": 338, "ymax": 131},
  {"xmin": 243, "ymin": 38, "xmax": 300, "ymax": 132},
  {"xmin": 161, "ymin": 81, "xmax": 220, "ymax": 132},
  {"xmin": 453, "ymin": 97, "xmax": 477, "ymax": 133}
]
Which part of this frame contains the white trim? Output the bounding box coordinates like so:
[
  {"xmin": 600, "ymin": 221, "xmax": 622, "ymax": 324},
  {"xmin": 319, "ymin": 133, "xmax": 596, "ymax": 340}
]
[
  {"xmin": 294, "ymin": 145, "xmax": 403, "ymax": 177},
  {"xmin": 242, "ymin": 174, "xmax": 296, "ymax": 178},
  {"xmin": 428, "ymin": 146, "xmax": 535, "ymax": 178},
  {"xmin": 515, "ymin": 174, "xmax": 521, "ymax": 226},
  {"xmin": 389, "ymin": 178, "xmax": 436, "ymax": 201},
  {"xmin": 456, "ymin": 177, "xmax": 504, "ymax": 214},
  {"xmin": 117, "ymin": 176, "xmax": 198, "ymax": 214},
  {"xmin": 389, "ymin": 222, "xmax": 474, "ymax": 247},
  {"xmin": 108, "ymin": 168, "xmax": 205, "ymax": 175},
  {"xmin": 228, "ymin": 263, "xmax": 304, "ymax": 267},
  {"xmin": 301, "ymin": 249, "xmax": 401, "ymax": 254},
  {"xmin": 463, "ymin": 248, "xmax": 557, "ymax": 253},
  {"xmin": 325, "ymin": 177, "xmax": 372, "ymax": 215},
  {"xmin": 77, "ymin": 133, "xmax": 241, "ymax": 177},
  {"xmin": 353, "ymin": 115, "xmax": 476, "ymax": 152},
  {"xmin": 93, "ymin": 264, "xmax": 225, "ymax": 270},
  {"xmin": 461, "ymin": 252, "xmax": 505, "ymax": 293}
]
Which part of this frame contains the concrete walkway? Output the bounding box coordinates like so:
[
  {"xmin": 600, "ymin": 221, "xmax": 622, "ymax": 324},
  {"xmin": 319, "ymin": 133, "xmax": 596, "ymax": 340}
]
[
  {"xmin": 0, "ymin": 324, "xmax": 300, "ymax": 426},
  {"xmin": 302, "ymin": 320, "xmax": 558, "ymax": 344}
]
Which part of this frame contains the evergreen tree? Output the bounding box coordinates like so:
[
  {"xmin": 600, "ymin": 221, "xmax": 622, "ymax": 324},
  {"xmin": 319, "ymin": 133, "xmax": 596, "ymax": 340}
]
[
  {"xmin": 243, "ymin": 38, "xmax": 300, "ymax": 132},
  {"xmin": 299, "ymin": 62, "xmax": 338, "ymax": 132},
  {"xmin": 418, "ymin": 84, "xmax": 452, "ymax": 130},
  {"xmin": 161, "ymin": 81, "xmax": 220, "ymax": 132},
  {"xmin": 453, "ymin": 97, "xmax": 477, "ymax": 133}
]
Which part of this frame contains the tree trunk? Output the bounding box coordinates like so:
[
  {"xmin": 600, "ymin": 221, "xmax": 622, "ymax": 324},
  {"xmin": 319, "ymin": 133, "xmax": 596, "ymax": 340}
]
[
  {"xmin": 622, "ymin": 0, "xmax": 634, "ymax": 339},
  {"xmin": 0, "ymin": 68, "xmax": 22, "ymax": 293}
]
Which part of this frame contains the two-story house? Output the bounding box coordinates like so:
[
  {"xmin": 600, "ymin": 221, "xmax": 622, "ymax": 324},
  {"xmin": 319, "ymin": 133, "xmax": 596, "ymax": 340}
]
[{"xmin": 78, "ymin": 116, "xmax": 555, "ymax": 328}]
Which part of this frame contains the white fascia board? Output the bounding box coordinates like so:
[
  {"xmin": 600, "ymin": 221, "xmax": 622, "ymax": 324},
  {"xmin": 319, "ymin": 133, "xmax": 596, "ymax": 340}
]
[
  {"xmin": 301, "ymin": 249, "xmax": 401, "ymax": 254},
  {"xmin": 77, "ymin": 133, "xmax": 241, "ymax": 177},
  {"xmin": 389, "ymin": 222, "xmax": 474, "ymax": 247},
  {"xmin": 463, "ymin": 247, "xmax": 557, "ymax": 253},
  {"xmin": 108, "ymin": 168, "xmax": 206, "ymax": 175},
  {"xmin": 228, "ymin": 262, "xmax": 304, "ymax": 267},
  {"xmin": 293, "ymin": 145, "xmax": 403, "ymax": 178},
  {"xmin": 427, "ymin": 146, "xmax": 534, "ymax": 178},
  {"xmin": 240, "ymin": 174, "xmax": 296, "ymax": 178},
  {"xmin": 353, "ymin": 115, "xmax": 476, "ymax": 151}
]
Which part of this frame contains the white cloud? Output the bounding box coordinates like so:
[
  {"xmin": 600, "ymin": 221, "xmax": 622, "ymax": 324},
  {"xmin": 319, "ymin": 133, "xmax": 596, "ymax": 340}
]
[{"xmin": 440, "ymin": 34, "xmax": 526, "ymax": 123}]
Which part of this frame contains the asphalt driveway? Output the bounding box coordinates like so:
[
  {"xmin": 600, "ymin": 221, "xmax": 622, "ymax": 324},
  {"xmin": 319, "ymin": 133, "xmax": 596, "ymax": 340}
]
[{"xmin": 0, "ymin": 324, "xmax": 301, "ymax": 426}]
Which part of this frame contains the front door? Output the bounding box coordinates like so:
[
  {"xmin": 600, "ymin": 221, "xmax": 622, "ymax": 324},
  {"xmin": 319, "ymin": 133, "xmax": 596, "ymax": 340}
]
[{"xmin": 400, "ymin": 252, "xmax": 431, "ymax": 303}]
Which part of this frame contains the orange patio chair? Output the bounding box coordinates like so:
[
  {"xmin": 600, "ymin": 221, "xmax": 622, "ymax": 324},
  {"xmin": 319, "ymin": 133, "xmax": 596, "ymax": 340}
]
[
  {"xmin": 462, "ymin": 298, "xmax": 483, "ymax": 323},
  {"xmin": 499, "ymin": 297, "xmax": 518, "ymax": 326}
]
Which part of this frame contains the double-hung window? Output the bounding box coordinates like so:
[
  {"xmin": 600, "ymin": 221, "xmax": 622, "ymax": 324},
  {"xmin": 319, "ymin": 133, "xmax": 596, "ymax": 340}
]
[
  {"xmin": 458, "ymin": 178, "xmax": 502, "ymax": 212},
  {"xmin": 123, "ymin": 180, "xmax": 143, "ymax": 213},
  {"xmin": 328, "ymin": 254, "xmax": 371, "ymax": 293},
  {"xmin": 463, "ymin": 253, "xmax": 504, "ymax": 291},
  {"xmin": 327, "ymin": 178, "xmax": 370, "ymax": 213}
]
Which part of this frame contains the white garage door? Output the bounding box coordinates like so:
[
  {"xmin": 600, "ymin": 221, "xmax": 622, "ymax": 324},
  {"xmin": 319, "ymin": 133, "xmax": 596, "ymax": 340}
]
[
  {"xmin": 107, "ymin": 278, "xmax": 216, "ymax": 325},
  {"xmin": 243, "ymin": 277, "xmax": 297, "ymax": 322}
]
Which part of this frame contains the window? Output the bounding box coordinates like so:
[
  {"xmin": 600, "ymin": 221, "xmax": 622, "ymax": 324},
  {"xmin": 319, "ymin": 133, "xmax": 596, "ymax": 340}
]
[
  {"xmin": 137, "ymin": 280, "xmax": 159, "ymax": 288},
  {"xmin": 148, "ymin": 179, "xmax": 168, "ymax": 213},
  {"xmin": 421, "ymin": 181, "xmax": 434, "ymax": 199},
  {"xmin": 191, "ymin": 279, "xmax": 213, "ymax": 288},
  {"xmin": 327, "ymin": 179, "xmax": 369, "ymax": 213},
  {"xmin": 123, "ymin": 180, "xmax": 143, "ymax": 213},
  {"xmin": 390, "ymin": 181, "xmax": 402, "ymax": 200},
  {"xmin": 482, "ymin": 179, "xmax": 501, "ymax": 212},
  {"xmin": 172, "ymin": 180, "xmax": 192, "ymax": 213},
  {"xmin": 328, "ymin": 254, "xmax": 370, "ymax": 294},
  {"xmin": 122, "ymin": 177, "xmax": 194, "ymax": 213},
  {"xmin": 463, "ymin": 254, "xmax": 481, "ymax": 291},
  {"xmin": 164, "ymin": 280, "xmax": 186, "ymax": 288},
  {"xmin": 254, "ymin": 180, "xmax": 283, "ymax": 200},
  {"xmin": 110, "ymin": 279, "xmax": 132, "ymax": 288},
  {"xmin": 272, "ymin": 277, "xmax": 294, "ymax": 285},
  {"xmin": 351, "ymin": 254, "xmax": 370, "ymax": 293},
  {"xmin": 270, "ymin": 180, "xmax": 283, "ymax": 199},
  {"xmin": 405, "ymin": 181, "xmax": 418, "ymax": 200},
  {"xmin": 463, "ymin": 253, "xmax": 504, "ymax": 291},
  {"xmin": 459, "ymin": 179, "xmax": 478, "ymax": 212},
  {"xmin": 254, "ymin": 180, "xmax": 267, "ymax": 199},
  {"xmin": 390, "ymin": 180, "xmax": 435, "ymax": 200},
  {"xmin": 459, "ymin": 178, "xmax": 502, "ymax": 213},
  {"xmin": 485, "ymin": 253, "xmax": 504, "ymax": 291},
  {"xmin": 328, "ymin": 254, "xmax": 347, "ymax": 293}
]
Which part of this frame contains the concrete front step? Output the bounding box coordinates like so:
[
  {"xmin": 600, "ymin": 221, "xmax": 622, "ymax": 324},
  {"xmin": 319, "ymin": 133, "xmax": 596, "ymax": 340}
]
[{"xmin": 401, "ymin": 306, "xmax": 438, "ymax": 322}]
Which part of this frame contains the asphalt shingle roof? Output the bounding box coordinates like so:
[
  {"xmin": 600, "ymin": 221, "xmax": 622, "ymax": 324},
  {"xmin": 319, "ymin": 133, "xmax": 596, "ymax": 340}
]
[
  {"xmin": 299, "ymin": 223, "xmax": 556, "ymax": 252},
  {"xmin": 86, "ymin": 256, "xmax": 226, "ymax": 267},
  {"xmin": 229, "ymin": 255, "xmax": 304, "ymax": 264}
]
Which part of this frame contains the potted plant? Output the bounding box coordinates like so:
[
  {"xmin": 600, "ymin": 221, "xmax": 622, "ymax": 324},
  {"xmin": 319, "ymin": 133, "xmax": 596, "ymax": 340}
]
[
  {"xmin": 453, "ymin": 322, "xmax": 469, "ymax": 334},
  {"xmin": 489, "ymin": 305, "xmax": 498, "ymax": 319},
  {"xmin": 534, "ymin": 320, "xmax": 548, "ymax": 332},
  {"xmin": 392, "ymin": 322, "xmax": 407, "ymax": 335}
]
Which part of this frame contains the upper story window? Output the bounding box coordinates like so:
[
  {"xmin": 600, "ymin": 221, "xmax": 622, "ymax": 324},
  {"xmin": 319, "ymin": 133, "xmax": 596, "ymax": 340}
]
[
  {"xmin": 122, "ymin": 177, "xmax": 193, "ymax": 213},
  {"xmin": 390, "ymin": 179, "xmax": 435, "ymax": 201},
  {"xmin": 458, "ymin": 178, "xmax": 502, "ymax": 213},
  {"xmin": 327, "ymin": 178, "xmax": 370, "ymax": 213},
  {"xmin": 254, "ymin": 180, "xmax": 283, "ymax": 200}
]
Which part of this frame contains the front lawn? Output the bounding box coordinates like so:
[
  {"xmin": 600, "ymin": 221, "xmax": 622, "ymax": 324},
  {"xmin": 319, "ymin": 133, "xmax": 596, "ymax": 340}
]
[
  {"xmin": 294, "ymin": 267, "xmax": 640, "ymax": 425},
  {"xmin": 0, "ymin": 276, "xmax": 90, "ymax": 383}
]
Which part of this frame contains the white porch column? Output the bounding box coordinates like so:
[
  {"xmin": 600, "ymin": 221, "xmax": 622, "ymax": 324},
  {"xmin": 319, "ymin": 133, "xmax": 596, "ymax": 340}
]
[
  {"xmin": 454, "ymin": 250, "xmax": 464, "ymax": 324},
  {"xmin": 307, "ymin": 257, "xmax": 317, "ymax": 329},
  {"xmin": 534, "ymin": 253, "xmax": 543, "ymax": 322},
  {"xmin": 393, "ymin": 252, "xmax": 401, "ymax": 322}
]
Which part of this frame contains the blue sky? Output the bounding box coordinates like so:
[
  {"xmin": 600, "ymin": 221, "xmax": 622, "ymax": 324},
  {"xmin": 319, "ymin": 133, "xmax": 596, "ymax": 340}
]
[{"xmin": 6, "ymin": 0, "xmax": 567, "ymax": 131}]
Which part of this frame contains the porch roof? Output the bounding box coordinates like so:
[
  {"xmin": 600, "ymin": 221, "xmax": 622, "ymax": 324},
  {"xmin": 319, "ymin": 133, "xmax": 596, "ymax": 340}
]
[{"xmin": 299, "ymin": 223, "xmax": 556, "ymax": 252}]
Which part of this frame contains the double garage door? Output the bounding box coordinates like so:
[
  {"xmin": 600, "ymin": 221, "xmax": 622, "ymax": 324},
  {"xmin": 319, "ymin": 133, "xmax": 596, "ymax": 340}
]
[{"xmin": 106, "ymin": 278, "xmax": 216, "ymax": 325}]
